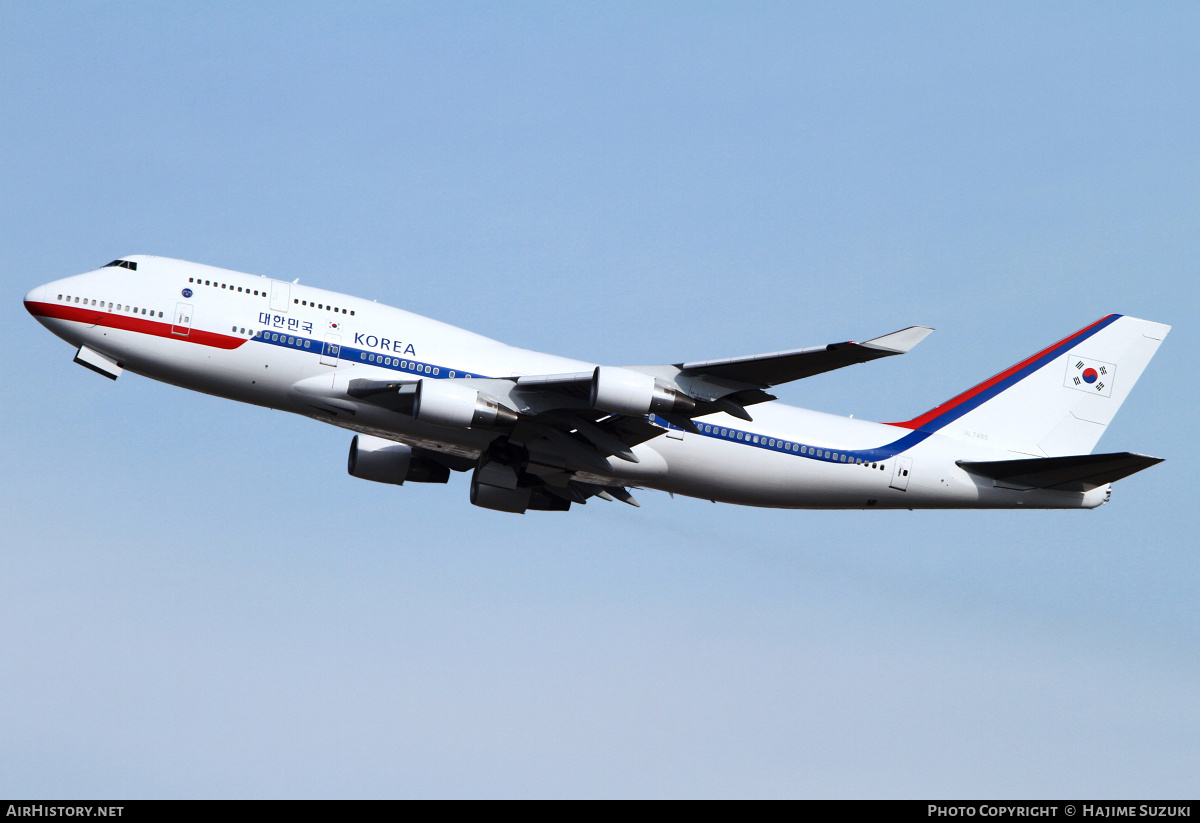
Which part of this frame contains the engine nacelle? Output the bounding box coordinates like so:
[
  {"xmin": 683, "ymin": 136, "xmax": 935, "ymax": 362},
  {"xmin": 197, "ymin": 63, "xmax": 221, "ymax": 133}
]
[
  {"xmin": 589, "ymin": 366, "xmax": 696, "ymax": 416},
  {"xmin": 470, "ymin": 480, "xmax": 532, "ymax": 513},
  {"xmin": 347, "ymin": 435, "xmax": 450, "ymax": 485},
  {"xmin": 468, "ymin": 462, "xmax": 571, "ymax": 513},
  {"xmin": 413, "ymin": 379, "xmax": 519, "ymax": 428}
]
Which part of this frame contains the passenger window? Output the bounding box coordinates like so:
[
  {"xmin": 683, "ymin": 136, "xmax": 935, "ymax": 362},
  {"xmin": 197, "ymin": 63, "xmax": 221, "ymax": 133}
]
[{"xmin": 350, "ymin": 311, "xmax": 355, "ymax": 316}]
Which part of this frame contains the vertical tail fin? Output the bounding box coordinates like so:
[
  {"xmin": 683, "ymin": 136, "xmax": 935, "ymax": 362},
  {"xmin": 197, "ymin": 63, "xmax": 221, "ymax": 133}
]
[{"xmin": 891, "ymin": 315, "xmax": 1170, "ymax": 457}]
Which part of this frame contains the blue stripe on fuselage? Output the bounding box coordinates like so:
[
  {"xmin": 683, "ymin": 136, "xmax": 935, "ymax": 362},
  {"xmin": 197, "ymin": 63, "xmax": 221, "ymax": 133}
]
[{"xmin": 249, "ymin": 314, "xmax": 1116, "ymax": 467}]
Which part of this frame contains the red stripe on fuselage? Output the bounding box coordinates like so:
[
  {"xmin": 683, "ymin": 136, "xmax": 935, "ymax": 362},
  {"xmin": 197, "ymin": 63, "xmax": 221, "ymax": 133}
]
[
  {"xmin": 889, "ymin": 314, "xmax": 1118, "ymax": 430},
  {"xmin": 25, "ymin": 301, "xmax": 247, "ymax": 350}
]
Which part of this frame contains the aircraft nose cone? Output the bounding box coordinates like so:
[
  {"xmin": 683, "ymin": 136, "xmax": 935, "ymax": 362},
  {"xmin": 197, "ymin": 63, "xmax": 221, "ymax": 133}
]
[{"xmin": 24, "ymin": 284, "xmax": 45, "ymax": 314}]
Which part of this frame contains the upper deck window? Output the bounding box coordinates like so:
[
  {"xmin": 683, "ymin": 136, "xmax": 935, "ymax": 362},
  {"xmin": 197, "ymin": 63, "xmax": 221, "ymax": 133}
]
[{"xmin": 103, "ymin": 259, "xmax": 138, "ymax": 271}]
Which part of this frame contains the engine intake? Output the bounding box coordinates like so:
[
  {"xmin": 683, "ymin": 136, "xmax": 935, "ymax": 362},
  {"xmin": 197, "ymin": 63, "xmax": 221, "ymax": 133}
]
[{"xmin": 347, "ymin": 435, "xmax": 450, "ymax": 485}]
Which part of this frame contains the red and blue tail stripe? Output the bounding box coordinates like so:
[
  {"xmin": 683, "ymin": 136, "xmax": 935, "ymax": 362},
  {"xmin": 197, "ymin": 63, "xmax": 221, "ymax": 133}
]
[{"xmin": 888, "ymin": 314, "xmax": 1122, "ymax": 435}]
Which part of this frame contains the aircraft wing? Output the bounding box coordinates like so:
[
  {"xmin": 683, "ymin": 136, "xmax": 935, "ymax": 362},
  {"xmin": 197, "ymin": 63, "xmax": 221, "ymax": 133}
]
[
  {"xmin": 676, "ymin": 325, "xmax": 934, "ymax": 388},
  {"xmin": 340, "ymin": 324, "xmax": 932, "ymax": 501},
  {"xmin": 348, "ymin": 323, "xmax": 933, "ymax": 433}
]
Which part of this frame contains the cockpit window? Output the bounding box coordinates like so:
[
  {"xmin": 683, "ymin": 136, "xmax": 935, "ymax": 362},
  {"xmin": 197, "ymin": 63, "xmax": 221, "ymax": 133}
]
[{"xmin": 103, "ymin": 259, "xmax": 138, "ymax": 271}]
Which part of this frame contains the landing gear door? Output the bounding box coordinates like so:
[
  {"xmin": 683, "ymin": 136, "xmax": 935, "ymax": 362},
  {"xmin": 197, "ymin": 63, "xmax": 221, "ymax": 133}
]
[
  {"xmin": 321, "ymin": 333, "xmax": 342, "ymax": 367},
  {"xmin": 172, "ymin": 303, "xmax": 193, "ymax": 337},
  {"xmin": 269, "ymin": 281, "xmax": 291, "ymax": 313},
  {"xmin": 889, "ymin": 456, "xmax": 913, "ymax": 491}
]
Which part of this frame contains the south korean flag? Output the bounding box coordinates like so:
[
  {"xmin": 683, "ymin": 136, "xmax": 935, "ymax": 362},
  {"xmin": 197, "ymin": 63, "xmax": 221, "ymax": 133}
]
[
  {"xmin": 328, "ymin": 320, "xmax": 341, "ymax": 331},
  {"xmin": 1064, "ymin": 354, "xmax": 1115, "ymax": 397}
]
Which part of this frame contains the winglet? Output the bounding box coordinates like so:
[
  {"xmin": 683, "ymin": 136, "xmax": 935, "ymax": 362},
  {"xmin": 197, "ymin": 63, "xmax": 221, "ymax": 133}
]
[{"xmin": 859, "ymin": 326, "xmax": 934, "ymax": 354}]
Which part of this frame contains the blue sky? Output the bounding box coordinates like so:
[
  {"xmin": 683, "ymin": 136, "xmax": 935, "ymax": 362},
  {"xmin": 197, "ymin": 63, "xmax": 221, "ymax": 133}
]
[{"xmin": 2, "ymin": 2, "xmax": 1196, "ymax": 797}]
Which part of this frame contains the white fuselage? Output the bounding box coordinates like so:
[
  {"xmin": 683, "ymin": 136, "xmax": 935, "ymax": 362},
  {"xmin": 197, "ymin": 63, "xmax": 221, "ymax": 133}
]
[{"xmin": 25, "ymin": 256, "xmax": 1110, "ymax": 510}]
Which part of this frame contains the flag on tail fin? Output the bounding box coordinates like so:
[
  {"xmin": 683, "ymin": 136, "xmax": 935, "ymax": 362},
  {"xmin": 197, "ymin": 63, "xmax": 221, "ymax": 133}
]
[{"xmin": 1064, "ymin": 354, "xmax": 1115, "ymax": 397}]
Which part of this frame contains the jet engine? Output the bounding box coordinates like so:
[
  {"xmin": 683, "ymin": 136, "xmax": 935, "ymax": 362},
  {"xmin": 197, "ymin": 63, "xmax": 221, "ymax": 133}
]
[
  {"xmin": 468, "ymin": 461, "xmax": 571, "ymax": 513},
  {"xmin": 347, "ymin": 434, "xmax": 450, "ymax": 485},
  {"xmin": 413, "ymin": 379, "xmax": 519, "ymax": 428},
  {"xmin": 589, "ymin": 366, "xmax": 696, "ymax": 416}
]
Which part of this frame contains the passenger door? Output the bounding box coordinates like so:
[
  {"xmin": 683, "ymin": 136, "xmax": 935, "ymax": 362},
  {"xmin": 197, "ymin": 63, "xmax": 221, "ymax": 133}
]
[
  {"xmin": 889, "ymin": 456, "xmax": 913, "ymax": 491},
  {"xmin": 172, "ymin": 303, "xmax": 193, "ymax": 337},
  {"xmin": 321, "ymin": 333, "xmax": 342, "ymax": 367},
  {"xmin": 269, "ymin": 281, "xmax": 291, "ymax": 313}
]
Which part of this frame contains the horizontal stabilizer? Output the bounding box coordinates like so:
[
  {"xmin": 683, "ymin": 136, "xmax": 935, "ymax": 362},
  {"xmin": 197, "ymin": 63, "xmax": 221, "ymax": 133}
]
[{"xmin": 957, "ymin": 452, "xmax": 1163, "ymax": 492}]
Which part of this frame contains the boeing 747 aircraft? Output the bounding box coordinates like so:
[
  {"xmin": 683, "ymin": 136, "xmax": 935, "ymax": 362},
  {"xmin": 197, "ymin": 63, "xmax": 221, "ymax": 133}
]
[{"xmin": 25, "ymin": 256, "xmax": 1169, "ymax": 513}]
